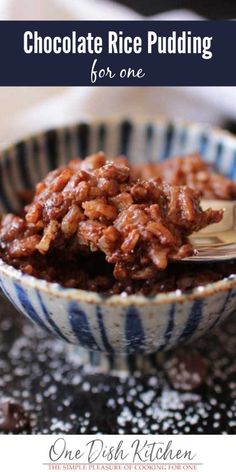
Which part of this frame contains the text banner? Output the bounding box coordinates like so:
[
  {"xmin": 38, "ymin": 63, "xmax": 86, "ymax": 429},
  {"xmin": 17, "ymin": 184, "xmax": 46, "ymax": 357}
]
[
  {"xmin": 0, "ymin": 21, "xmax": 235, "ymax": 85},
  {"xmin": 0, "ymin": 435, "xmax": 234, "ymax": 472}
]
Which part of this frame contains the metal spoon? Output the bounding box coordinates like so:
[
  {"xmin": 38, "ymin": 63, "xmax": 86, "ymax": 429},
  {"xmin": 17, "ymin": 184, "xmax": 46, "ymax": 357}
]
[{"xmin": 183, "ymin": 200, "xmax": 236, "ymax": 262}]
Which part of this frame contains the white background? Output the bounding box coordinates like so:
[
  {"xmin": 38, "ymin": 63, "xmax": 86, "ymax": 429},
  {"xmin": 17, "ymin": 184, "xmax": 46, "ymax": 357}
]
[{"xmin": 0, "ymin": 435, "xmax": 235, "ymax": 472}]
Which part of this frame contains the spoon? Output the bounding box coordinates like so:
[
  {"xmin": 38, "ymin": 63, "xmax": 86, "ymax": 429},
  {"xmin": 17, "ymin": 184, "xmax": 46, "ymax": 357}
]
[{"xmin": 183, "ymin": 199, "xmax": 236, "ymax": 262}]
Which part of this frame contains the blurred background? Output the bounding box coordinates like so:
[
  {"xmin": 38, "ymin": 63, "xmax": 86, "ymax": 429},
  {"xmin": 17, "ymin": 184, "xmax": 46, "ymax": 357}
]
[
  {"xmin": 0, "ymin": 0, "xmax": 235, "ymax": 148},
  {"xmin": 116, "ymin": 0, "xmax": 236, "ymax": 18}
]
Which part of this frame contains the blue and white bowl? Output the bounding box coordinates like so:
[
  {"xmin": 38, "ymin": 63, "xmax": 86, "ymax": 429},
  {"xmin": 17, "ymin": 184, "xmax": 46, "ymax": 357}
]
[{"xmin": 0, "ymin": 118, "xmax": 236, "ymax": 371}]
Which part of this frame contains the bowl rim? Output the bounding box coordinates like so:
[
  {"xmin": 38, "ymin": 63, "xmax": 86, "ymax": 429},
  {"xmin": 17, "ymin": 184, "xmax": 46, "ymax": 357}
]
[
  {"xmin": 1, "ymin": 116, "xmax": 236, "ymax": 307},
  {"xmin": 0, "ymin": 257, "xmax": 236, "ymax": 306},
  {"xmin": 1, "ymin": 114, "xmax": 236, "ymax": 154}
]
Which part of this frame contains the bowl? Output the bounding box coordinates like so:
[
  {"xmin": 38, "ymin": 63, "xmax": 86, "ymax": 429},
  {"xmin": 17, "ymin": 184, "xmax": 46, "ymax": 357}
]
[{"xmin": 0, "ymin": 117, "xmax": 236, "ymax": 371}]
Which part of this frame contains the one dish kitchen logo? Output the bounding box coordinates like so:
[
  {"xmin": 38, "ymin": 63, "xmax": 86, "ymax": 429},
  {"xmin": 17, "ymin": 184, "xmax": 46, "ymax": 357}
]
[{"xmin": 43, "ymin": 438, "xmax": 202, "ymax": 471}]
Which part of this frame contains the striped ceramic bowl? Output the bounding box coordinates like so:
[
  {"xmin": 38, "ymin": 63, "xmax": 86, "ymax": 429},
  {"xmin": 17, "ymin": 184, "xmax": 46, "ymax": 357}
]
[{"xmin": 0, "ymin": 118, "xmax": 236, "ymax": 371}]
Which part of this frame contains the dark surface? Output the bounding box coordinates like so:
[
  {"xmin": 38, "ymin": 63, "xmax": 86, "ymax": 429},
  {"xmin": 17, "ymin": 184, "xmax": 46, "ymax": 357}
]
[
  {"xmin": 115, "ymin": 0, "xmax": 236, "ymax": 19},
  {"xmin": 0, "ymin": 294, "xmax": 236, "ymax": 434}
]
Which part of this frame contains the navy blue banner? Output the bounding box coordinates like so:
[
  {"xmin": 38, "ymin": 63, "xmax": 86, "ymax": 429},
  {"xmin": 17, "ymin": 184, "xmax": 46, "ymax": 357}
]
[{"xmin": 0, "ymin": 20, "xmax": 235, "ymax": 85}]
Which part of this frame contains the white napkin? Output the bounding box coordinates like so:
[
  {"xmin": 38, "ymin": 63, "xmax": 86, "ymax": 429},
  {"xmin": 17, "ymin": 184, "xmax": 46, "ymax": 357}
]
[{"xmin": 0, "ymin": 0, "xmax": 235, "ymax": 149}]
